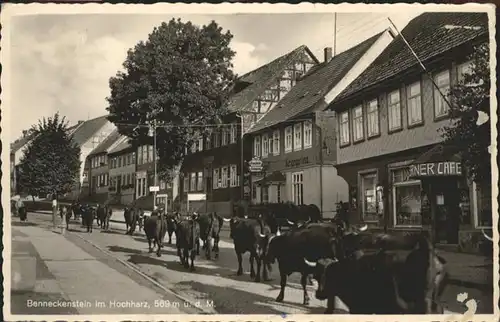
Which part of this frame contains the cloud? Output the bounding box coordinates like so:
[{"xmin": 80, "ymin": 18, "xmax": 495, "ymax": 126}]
[{"xmin": 230, "ymin": 41, "xmax": 267, "ymax": 76}]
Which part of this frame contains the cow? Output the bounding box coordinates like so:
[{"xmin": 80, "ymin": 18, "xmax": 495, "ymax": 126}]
[
  {"xmin": 124, "ymin": 207, "xmax": 140, "ymax": 235},
  {"xmin": 81, "ymin": 204, "xmax": 95, "ymax": 233},
  {"xmin": 196, "ymin": 212, "xmax": 224, "ymax": 260},
  {"xmin": 176, "ymin": 213, "xmax": 201, "ymax": 271},
  {"xmin": 303, "ymin": 233, "xmax": 449, "ymax": 314},
  {"xmin": 263, "ymin": 221, "xmax": 367, "ymax": 305},
  {"xmin": 71, "ymin": 202, "xmax": 82, "ymax": 220},
  {"xmin": 223, "ymin": 216, "xmax": 272, "ymax": 282},
  {"xmin": 98, "ymin": 206, "xmax": 112, "ymax": 230},
  {"xmin": 96, "ymin": 205, "xmax": 107, "ymax": 229},
  {"xmin": 165, "ymin": 212, "xmax": 180, "ymax": 244},
  {"xmin": 144, "ymin": 209, "xmax": 168, "ymax": 257}
]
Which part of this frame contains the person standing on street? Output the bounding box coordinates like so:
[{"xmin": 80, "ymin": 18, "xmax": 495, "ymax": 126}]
[
  {"xmin": 52, "ymin": 193, "xmax": 58, "ymax": 228},
  {"xmin": 16, "ymin": 198, "xmax": 27, "ymax": 221}
]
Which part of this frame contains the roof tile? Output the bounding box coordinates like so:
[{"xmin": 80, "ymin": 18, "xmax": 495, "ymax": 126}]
[{"xmin": 71, "ymin": 115, "xmax": 110, "ymax": 146}]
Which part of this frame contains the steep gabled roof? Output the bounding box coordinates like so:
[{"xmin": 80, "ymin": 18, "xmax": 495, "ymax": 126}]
[
  {"xmin": 108, "ymin": 135, "xmax": 133, "ymax": 155},
  {"xmin": 333, "ymin": 12, "xmax": 489, "ymax": 104},
  {"xmin": 71, "ymin": 115, "xmax": 110, "ymax": 146},
  {"xmin": 88, "ymin": 129, "xmax": 121, "ymax": 156},
  {"xmin": 248, "ymin": 32, "xmax": 384, "ymax": 133},
  {"xmin": 225, "ymin": 45, "xmax": 319, "ymax": 112}
]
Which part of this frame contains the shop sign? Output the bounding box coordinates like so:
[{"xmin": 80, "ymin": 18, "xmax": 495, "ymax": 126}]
[
  {"xmin": 248, "ymin": 158, "xmax": 263, "ymax": 173},
  {"xmin": 285, "ymin": 156, "xmax": 309, "ymax": 168},
  {"xmin": 409, "ymin": 161, "xmax": 462, "ymax": 177}
]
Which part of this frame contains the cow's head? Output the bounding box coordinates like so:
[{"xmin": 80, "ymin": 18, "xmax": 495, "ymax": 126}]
[{"xmin": 303, "ymin": 257, "xmax": 339, "ymax": 300}]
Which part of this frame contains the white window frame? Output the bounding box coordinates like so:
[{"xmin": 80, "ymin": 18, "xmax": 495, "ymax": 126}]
[
  {"xmin": 183, "ymin": 176, "xmax": 189, "ymax": 192},
  {"xmin": 367, "ymin": 99, "xmax": 380, "ymax": 137},
  {"xmin": 230, "ymin": 125, "xmax": 237, "ymax": 144},
  {"xmin": 262, "ymin": 133, "xmax": 269, "ymax": 158},
  {"xmin": 253, "ymin": 135, "xmax": 261, "ymax": 158},
  {"xmin": 222, "ymin": 128, "xmax": 229, "ymax": 146},
  {"xmin": 213, "ymin": 131, "xmax": 220, "ymax": 148},
  {"xmin": 339, "ymin": 111, "xmax": 350, "ymax": 146},
  {"xmin": 160, "ymin": 180, "xmax": 166, "ymax": 190},
  {"xmin": 388, "ymin": 90, "xmax": 402, "ymax": 131},
  {"xmin": 205, "ymin": 131, "xmax": 212, "ymax": 150},
  {"xmin": 407, "ymin": 81, "xmax": 423, "ymax": 126},
  {"xmin": 190, "ymin": 173, "xmax": 196, "ymax": 192},
  {"xmin": 213, "ymin": 168, "xmax": 220, "ymax": 189},
  {"xmin": 198, "ymin": 136, "xmax": 204, "ymax": 152},
  {"xmin": 391, "ymin": 167, "xmax": 422, "ymax": 227},
  {"xmin": 291, "ymin": 171, "xmax": 304, "ymax": 205},
  {"xmin": 352, "ymin": 106, "xmax": 364, "ymax": 142},
  {"xmin": 285, "ymin": 126, "xmax": 293, "ymax": 153},
  {"xmin": 457, "ymin": 60, "xmax": 473, "ymax": 83},
  {"xmin": 293, "ymin": 123, "xmax": 302, "ymax": 151},
  {"xmin": 433, "ymin": 70, "xmax": 451, "ymax": 119},
  {"xmin": 230, "ymin": 165, "xmax": 238, "ymax": 187},
  {"xmin": 197, "ymin": 171, "xmax": 203, "ymax": 191},
  {"xmin": 272, "ymin": 130, "xmax": 280, "ymax": 155},
  {"xmin": 303, "ymin": 121, "xmax": 313, "ymax": 148},
  {"xmin": 221, "ymin": 166, "xmax": 228, "ymax": 188}
]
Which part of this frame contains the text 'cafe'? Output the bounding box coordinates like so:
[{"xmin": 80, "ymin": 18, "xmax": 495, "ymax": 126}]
[{"xmin": 409, "ymin": 161, "xmax": 462, "ymax": 177}]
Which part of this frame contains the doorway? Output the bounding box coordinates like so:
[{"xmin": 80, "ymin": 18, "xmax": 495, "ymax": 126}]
[{"xmin": 432, "ymin": 180, "xmax": 460, "ymax": 244}]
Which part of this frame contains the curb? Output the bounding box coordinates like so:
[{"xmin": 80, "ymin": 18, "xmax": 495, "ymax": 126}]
[{"xmin": 70, "ymin": 232, "xmax": 216, "ymax": 314}]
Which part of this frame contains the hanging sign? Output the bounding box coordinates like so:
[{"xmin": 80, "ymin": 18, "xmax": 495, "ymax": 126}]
[{"xmin": 409, "ymin": 161, "xmax": 462, "ymax": 178}]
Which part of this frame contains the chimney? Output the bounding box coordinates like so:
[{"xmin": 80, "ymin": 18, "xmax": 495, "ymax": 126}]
[{"xmin": 324, "ymin": 47, "xmax": 333, "ymax": 63}]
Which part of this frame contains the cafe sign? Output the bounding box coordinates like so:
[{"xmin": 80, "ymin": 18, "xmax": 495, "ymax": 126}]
[{"xmin": 409, "ymin": 161, "xmax": 463, "ymax": 178}]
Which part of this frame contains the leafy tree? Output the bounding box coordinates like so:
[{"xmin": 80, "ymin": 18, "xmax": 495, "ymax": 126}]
[
  {"xmin": 107, "ymin": 18, "xmax": 237, "ymax": 181},
  {"xmin": 440, "ymin": 42, "xmax": 491, "ymax": 183},
  {"xmin": 18, "ymin": 113, "xmax": 81, "ymax": 199}
]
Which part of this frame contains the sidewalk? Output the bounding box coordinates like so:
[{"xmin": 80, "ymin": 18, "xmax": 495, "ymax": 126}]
[{"xmin": 10, "ymin": 223, "xmax": 186, "ymax": 315}]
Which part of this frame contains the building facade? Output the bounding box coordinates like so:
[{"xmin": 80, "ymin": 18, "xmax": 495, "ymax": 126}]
[
  {"xmin": 246, "ymin": 31, "xmax": 393, "ymax": 218},
  {"xmin": 327, "ymin": 12, "xmax": 490, "ymax": 253},
  {"xmin": 107, "ymin": 137, "xmax": 137, "ymax": 206},
  {"xmin": 179, "ymin": 45, "xmax": 320, "ymax": 217}
]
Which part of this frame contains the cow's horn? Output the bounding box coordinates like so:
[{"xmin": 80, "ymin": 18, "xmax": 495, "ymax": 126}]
[
  {"xmin": 223, "ymin": 217, "xmax": 231, "ymax": 222},
  {"xmin": 482, "ymin": 228, "xmax": 493, "ymax": 242},
  {"xmin": 287, "ymin": 220, "xmax": 296, "ymax": 225},
  {"xmin": 259, "ymin": 233, "xmax": 266, "ymax": 238},
  {"xmin": 244, "ymin": 215, "xmax": 248, "ymax": 219},
  {"xmin": 304, "ymin": 258, "xmax": 317, "ymax": 267},
  {"xmin": 276, "ymin": 229, "xmax": 281, "ymax": 236},
  {"xmin": 358, "ymin": 224, "xmax": 368, "ymax": 232}
]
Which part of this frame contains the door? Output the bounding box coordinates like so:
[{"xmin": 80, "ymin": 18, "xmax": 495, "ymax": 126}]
[{"xmin": 433, "ymin": 180, "xmax": 460, "ymax": 244}]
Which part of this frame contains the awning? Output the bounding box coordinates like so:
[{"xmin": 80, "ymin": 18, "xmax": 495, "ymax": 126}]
[
  {"xmin": 255, "ymin": 171, "xmax": 286, "ymax": 186},
  {"xmin": 409, "ymin": 144, "xmax": 463, "ymax": 179}
]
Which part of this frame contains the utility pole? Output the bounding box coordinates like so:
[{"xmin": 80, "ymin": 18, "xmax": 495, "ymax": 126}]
[
  {"xmin": 333, "ymin": 12, "xmax": 337, "ymax": 56},
  {"xmin": 150, "ymin": 119, "xmax": 158, "ymax": 210}
]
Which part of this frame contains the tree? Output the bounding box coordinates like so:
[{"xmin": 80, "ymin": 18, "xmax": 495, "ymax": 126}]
[
  {"xmin": 440, "ymin": 42, "xmax": 491, "ymax": 183},
  {"xmin": 18, "ymin": 113, "xmax": 81, "ymax": 199},
  {"xmin": 107, "ymin": 18, "xmax": 237, "ymax": 181}
]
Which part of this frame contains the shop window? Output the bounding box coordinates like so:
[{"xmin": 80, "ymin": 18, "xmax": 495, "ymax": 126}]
[
  {"xmin": 352, "ymin": 106, "xmax": 364, "ymax": 142},
  {"xmin": 433, "ymin": 70, "xmax": 451, "ymax": 118},
  {"xmin": 407, "ymin": 81, "xmax": 423, "ymax": 126},
  {"xmin": 292, "ymin": 171, "xmax": 304, "ymax": 205},
  {"xmin": 360, "ymin": 172, "xmax": 378, "ymax": 222},
  {"xmin": 262, "ymin": 186, "xmax": 269, "ymax": 203},
  {"xmin": 475, "ymin": 182, "xmax": 492, "ymax": 228},
  {"xmin": 392, "ymin": 167, "xmax": 422, "ymax": 226}
]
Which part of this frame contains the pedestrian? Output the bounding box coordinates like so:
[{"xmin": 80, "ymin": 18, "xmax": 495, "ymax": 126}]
[
  {"xmin": 52, "ymin": 193, "xmax": 58, "ymax": 228},
  {"xmin": 16, "ymin": 198, "xmax": 27, "ymax": 221}
]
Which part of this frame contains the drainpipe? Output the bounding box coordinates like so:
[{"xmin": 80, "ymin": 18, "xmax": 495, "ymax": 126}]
[{"xmin": 318, "ymin": 121, "xmax": 324, "ymax": 217}]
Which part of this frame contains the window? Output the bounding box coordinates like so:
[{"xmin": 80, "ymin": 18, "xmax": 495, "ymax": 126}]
[
  {"xmin": 205, "ymin": 131, "xmax": 212, "ymax": 150},
  {"xmin": 190, "ymin": 173, "xmax": 196, "ymax": 192},
  {"xmin": 253, "ymin": 136, "xmax": 261, "ymax": 158},
  {"xmin": 221, "ymin": 166, "xmax": 228, "ymax": 188},
  {"xmin": 230, "ymin": 165, "xmax": 238, "ymax": 187},
  {"xmin": 303, "ymin": 121, "xmax": 313, "ymax": 148},
  {"xmin": 458, "ymin": 60, "xmax": 476, "ymax": 85},
  {"xmin": 131, "ymin": 153, "xmax": 136, "ymax": 165},
  {"xmin": 230, "ymin": 125, "xmax": 237, "ymax": 144},
  {"xmin": 277, "ymin": 185, "xmax": 282, "ymax": 203},
  {"xmin": 252, "ymin": 185, "xmax": 257, "ymax": 200},
  {"xmin": 360, "ymin": 173, "xmax": 378, "ymax": 222},
  {"xmin": 273, "ymin": 130, "xmax": 280, "ymax": 155},
  {"xmin": 293, "ymin": 123, "xmax": 302, "ymax": 151},
  {"xmin": 198, "ymin": 136, "xmax": 204, "ymax": 152},
  {"xmin": 352, "ymin": 106, "xmax": 364, "ymax": 141},
  {"xmin": 213, "ymin": 168, "xmax": 220, "ymax": 189},
  {"xmin": 213, "ymin": 131, "xmax": 220, "ymax": 148},
  {"xmin": 285, "ymin": 126, "xmax": 293, "ymax": 152},
  {"xmin": 183, "ymin": 176, "xmax": 189, "ymax": 192},
  {"xmin": 190, "ymin": 141, "xmax": 197, "ymax": 153},
  {"xmin": 367, "ymin": 99, "xmax": 379, "ymax": 137},
  {"xmin": 197, "ymin": 172, "xmax": 203, "ymax": 191},
  {"xmin": 407, "ymin": 81, "xmax": 423, "ymax": 126},
  {"xmin": 392, "ymin": 167, "xmax": 422, "ymax": 226},
  {"xmin": 339, "ymin": 111, "xmax": 350, "ymax": 146},
  {"xmin": 160, "ymin": 180, "xmax": 166, "ymax": 190},
  {"xmin": 292, "ymin": 172, "xmax": 304, "ymax": 205},
  {"xmin": 142, "ymin": 178, "xmax": 147, "ymax": 197},
  {"xmin": 434, "ymin": 70, "xmax": 451, "ymax": 118},
  {"xmin": 388, "ymin": 90, "xmax": 402, "ymax": 131},
  {"xmin": 475, "ymin": 182, "xmax": 492, "ymax": 228},
  {"xmin": 221, "ymin": 128, "xmax": 228, "ymax": 146},
  {"xmin": 262, "ymin": 133, "xmax": 269, "ymax": 157},
  {"xmin": 262, "ymin": 186, "xmax": 269, "ymax": 203},
  {"xmin": 148, "ymin": 145, "xmax": 154, "ymax": 163}
]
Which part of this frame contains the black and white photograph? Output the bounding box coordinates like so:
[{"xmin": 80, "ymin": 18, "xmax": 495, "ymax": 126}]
[{"xmin": 2, "ymin": 3, "xmax": 498, "ymax": 320}]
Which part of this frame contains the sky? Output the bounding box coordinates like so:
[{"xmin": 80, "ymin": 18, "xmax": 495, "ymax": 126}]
[{"xmin": 8, "ymin": 9, "xmax": 421, "ymax": 139}]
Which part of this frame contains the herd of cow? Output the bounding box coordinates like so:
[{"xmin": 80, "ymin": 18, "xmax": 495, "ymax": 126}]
[{"xmin": 57, "ymin": 202, "xmax": 494, "ymax": 314}]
